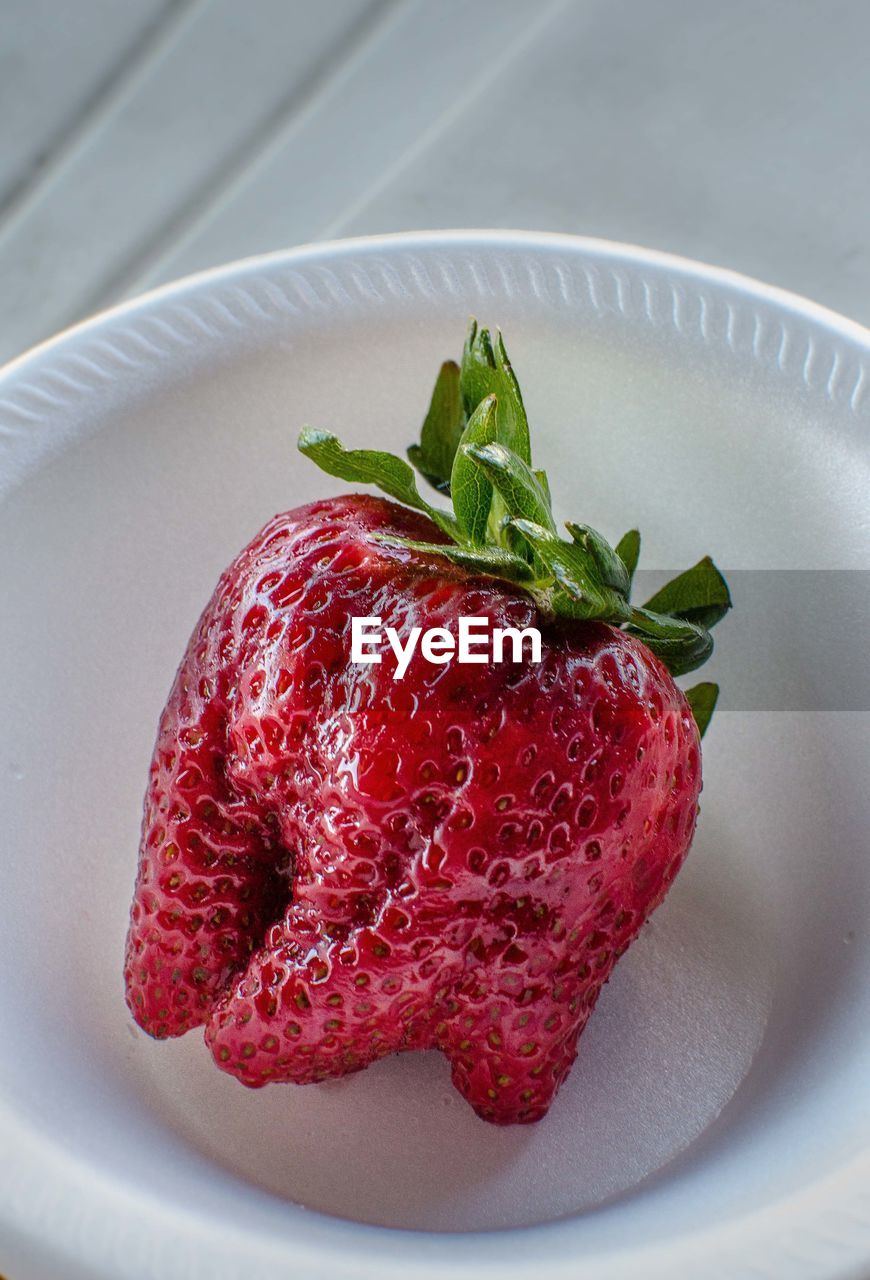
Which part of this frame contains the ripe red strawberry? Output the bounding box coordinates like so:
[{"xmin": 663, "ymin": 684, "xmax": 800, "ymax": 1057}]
[{"xmin": 125, "ymin": 323, "xmax": 729, "ymax": 1124}]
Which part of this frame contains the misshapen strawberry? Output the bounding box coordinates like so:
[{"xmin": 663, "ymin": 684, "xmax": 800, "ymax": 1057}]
[{"xmin": 125, "ymin": 323, "xmax": 730, "ymax": 1123}]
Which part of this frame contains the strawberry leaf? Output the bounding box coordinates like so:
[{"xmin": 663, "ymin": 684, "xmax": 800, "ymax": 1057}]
[
  {"xmin": 509, "ymin": 519, "xmax": 631, "ymax": 622},
  {"xmin": 450, "ymin": 395, "xmax": 499, "ymax": 546},
  {"xmin": 684, "ymin": 681, "xmax": 719, "ymax": 737},
  {"xmin": 566, "ymin": 522, "xmax": 631, "ymax": 596},
  {"xmin": 615, "ymin": 529, "xmax": 641, "ymax": 585},
  {"xmin": 407, "ymin": 360, "xmax": 464, "ymax": 495},
  {"xmin": 463, "ymin": 440, "xmax": 556, "ymax": 574},
  {"xmin": 461, "ymin": 322, "xmax": 532, "ymax": 465},
  {"xmin": 462, "ymin": 442, "xmax": 556, "ymax": 533},
  {"xmin": 298, "ymin": 428, "xmax": 459, "ymax": 540},
  {"xmin": 643, "ymin": 557, "xmax": 731, "ymax": 630},
  {"xmin": 626, "ymin": 607, "xmax": 713, "ymax": 676},
  {"xmin": 372, "ymin": 534, "xmax": 535, "ymax": 582},
  {"xmin": 535, "ymin": 469, "xmax": 552, "ymax": 505}
]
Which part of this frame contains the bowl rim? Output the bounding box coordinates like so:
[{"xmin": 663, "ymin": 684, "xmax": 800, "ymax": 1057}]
[{"xmin": 1, "ymin": 228, "xmax": 869, "ymax": 393}]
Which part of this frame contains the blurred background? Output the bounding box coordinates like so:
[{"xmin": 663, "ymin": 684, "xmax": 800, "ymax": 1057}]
[{"xmin": 2, "ymin": 0, "xmax": 869, "ymax": 366}]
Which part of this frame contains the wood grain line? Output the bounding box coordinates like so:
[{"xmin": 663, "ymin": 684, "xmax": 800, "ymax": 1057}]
[
  {"xmin": 81, "ymin": 0, "xmax": 409, "ymax": 315},
  {"xmin": 0, "ymin": 0, "xmax": 206, "ymax": 237},
  {"xmin": 314, "ymin": 0, "xmax": 573, "ymax": 242}
]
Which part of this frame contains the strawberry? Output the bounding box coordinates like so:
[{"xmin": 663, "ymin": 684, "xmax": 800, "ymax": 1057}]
[{"xmin": 125, "ymin": 322, "xmax": 730, "ymax": 1124}]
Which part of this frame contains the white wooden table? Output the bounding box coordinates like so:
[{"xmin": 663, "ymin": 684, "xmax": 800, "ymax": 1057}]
[{"xmin": 2, "ymin": 0, "xmax": 869, "ymax": 365}]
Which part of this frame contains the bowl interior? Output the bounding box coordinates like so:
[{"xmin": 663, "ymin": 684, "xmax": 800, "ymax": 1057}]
[{"xmin": 0, "ymin": 238, "xmax": 868, "ymax": 1264}]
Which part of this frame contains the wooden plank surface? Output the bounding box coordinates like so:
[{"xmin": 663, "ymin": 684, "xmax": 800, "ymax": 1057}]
[
  {"xmin": 1, "ymin": 0, "xmax": 869, "ymax": 365},
  {"xmin": 0, "ymin": 0, "xmax": 174, "ymax": 210}
]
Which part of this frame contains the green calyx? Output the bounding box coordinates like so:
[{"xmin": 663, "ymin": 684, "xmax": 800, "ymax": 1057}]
[{"xmin": 298, "ymin": 319, "xmax": 731, "ymax": 736}]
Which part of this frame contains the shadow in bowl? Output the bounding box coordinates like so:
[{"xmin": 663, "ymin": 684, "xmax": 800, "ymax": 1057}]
[{"xmin": 132, "ymin": 825, "xmax": 773, "ymax": 1231}]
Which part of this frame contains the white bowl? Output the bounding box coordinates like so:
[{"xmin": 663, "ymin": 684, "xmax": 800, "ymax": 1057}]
[{"xmin": 0, "ymin": 231, "xmax": 868, "ymax": 1280}]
